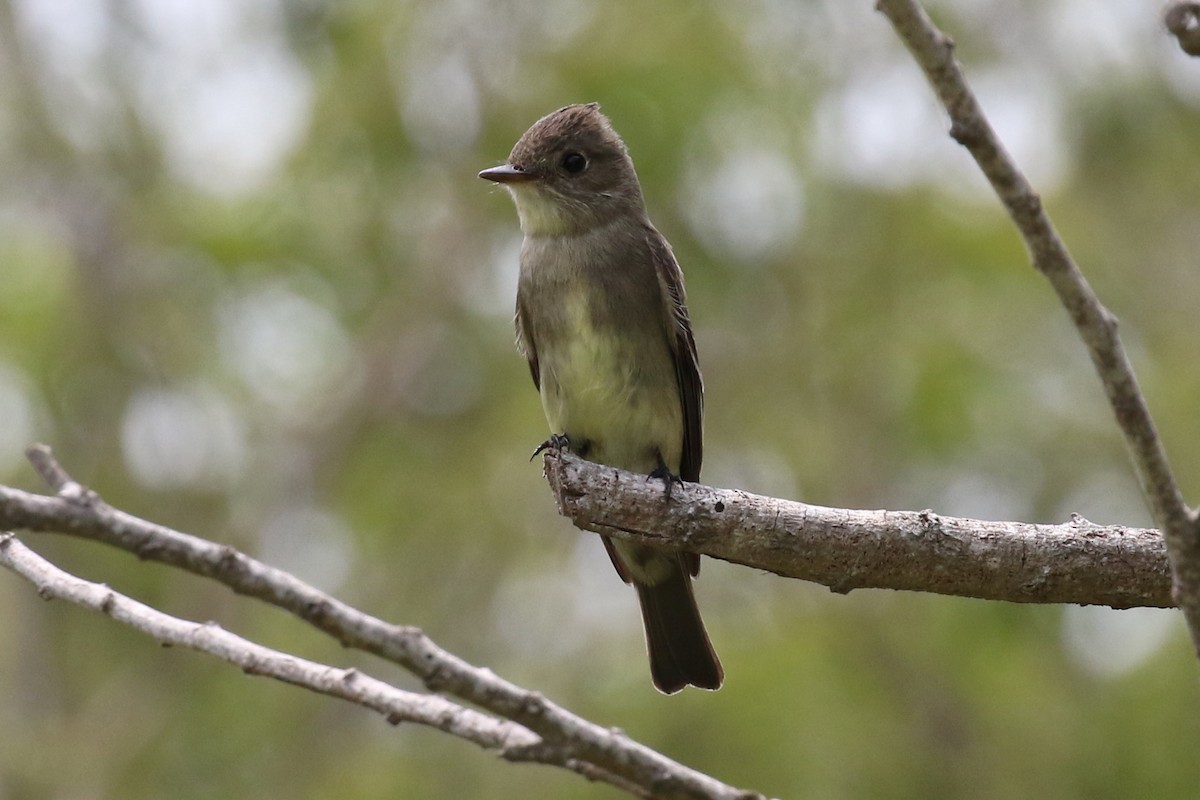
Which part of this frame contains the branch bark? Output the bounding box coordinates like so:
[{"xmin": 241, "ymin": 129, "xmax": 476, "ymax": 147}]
[
  {"xmin": 544, "ymin": 452, "xmax": 1171, "ymax": 608},
  {"xmin": 0, "ymin": 532, "xmax": 537, "ymax": 750},
  {"xmin": 874, "ymin": 0, "xmax": 1200, "ymax": 651},
  {"xmin": 0, "ymin": 447, "xmax": 764, "ymax": 800}
]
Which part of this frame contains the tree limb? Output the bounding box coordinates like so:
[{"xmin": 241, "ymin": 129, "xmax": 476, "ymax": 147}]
[
  {"xmin": 0, "ymin": 532, "xmax": 537, "ymax": 751},
  {"xmin": 0, "ymin": 446, "xmax": 765, "ymax": 800},
  {"xmin": 544, "ymin": 451, "xmax": 1170, "ymax": 608},
  {"xmin": 873, "ymin": 0, "xmax": 1200, "ymax": 653}
]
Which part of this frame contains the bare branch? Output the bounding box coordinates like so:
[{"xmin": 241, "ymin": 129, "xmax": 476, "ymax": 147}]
[
  {"xmin": 0, "ymin": 447, "xmax": 764, "ymax": 800},
  {"xmin": 545, "ymin": 452, "xmax": 1170, "ymax": 608},
  {"xmin": 874, "ymin": 0, "xmax": 1200, "ymax": 653},
  {"xmin": 0, "ymin": 532, "xmax": 534, "ymax": 751}
]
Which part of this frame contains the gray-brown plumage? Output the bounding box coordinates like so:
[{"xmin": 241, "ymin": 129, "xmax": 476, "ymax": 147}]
[{"xmin": 479, "ymin": 103, "xmax": 722, "ymax": 693}]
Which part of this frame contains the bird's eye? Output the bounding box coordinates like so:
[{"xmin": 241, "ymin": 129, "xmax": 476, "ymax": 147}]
[{"xmin": 561, "ymin": 152, "xmax": 588, "ymax": 174}]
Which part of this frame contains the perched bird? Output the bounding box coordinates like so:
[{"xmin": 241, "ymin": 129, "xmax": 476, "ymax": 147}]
[{"xmin": 479, "ymin": 103, "xmax": 722, "ymax": 693}]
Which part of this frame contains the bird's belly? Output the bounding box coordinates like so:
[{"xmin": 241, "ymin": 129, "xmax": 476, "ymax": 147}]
[{"xmin": 538, "ymin": 298, "xmax": 681, "ymax": 474}]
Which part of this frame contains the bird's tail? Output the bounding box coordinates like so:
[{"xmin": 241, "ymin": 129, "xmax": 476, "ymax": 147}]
[{"xmin": 634, "ymin": 557, "xmax": 723, "ymax": 694}]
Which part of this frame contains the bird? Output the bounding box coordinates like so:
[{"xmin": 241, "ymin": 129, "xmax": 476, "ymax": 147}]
[{"xmin": 478, "ymin": 103, "xmax": 722, "ymax": 693}]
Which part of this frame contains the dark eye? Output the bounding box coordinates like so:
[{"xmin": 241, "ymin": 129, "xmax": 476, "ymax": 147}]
[{"xmin": 561, "ymin": 152, "xmax": 588, "ymax": 174}]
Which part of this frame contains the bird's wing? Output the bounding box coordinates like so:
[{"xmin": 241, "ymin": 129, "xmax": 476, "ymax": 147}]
[
  {"xmin": 648, "ymin": 228, "xmax": 704, "ymax": 576},
  {"xmin": 648, "ymin": 228, "xmax": 703, "ymax": 482},
  {"xmin": 515, "ymin": 294, "xmax": 540, "ymax": 390}
]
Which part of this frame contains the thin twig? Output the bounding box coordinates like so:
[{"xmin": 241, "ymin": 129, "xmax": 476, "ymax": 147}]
[
  {"xmin": 0, "ymin": 447, "xmax": 763, "ymax": 800},
  {"xmin": 875, "ymin": 0, "xmax": 1200, "ymax": 652},
  {"xmin": 0, "ymin": 530, "xmax": 677, "ymax": 792},
  {"xmin": 0, "ymin": 531, "xmax": 534, "ymax": 749}
]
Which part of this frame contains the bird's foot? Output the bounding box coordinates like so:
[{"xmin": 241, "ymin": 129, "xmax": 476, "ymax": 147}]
[
  {"xmin": 647, "ymin": 454, "xmax": 684, "ymax": 500},
  {"xmin": 530, "ymin": 433, "xmax": 573, "ymax": 462}
]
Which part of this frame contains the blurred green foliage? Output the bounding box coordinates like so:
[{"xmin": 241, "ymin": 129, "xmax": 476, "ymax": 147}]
[{"xmin": 2, "ymin": 0, "xmax": 1199, "ymax": 797}]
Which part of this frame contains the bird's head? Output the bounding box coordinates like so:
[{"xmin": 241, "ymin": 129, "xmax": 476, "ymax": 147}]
[{"xmin": 479, "ymin": 103, "xmax": 645, "ymax": 236}]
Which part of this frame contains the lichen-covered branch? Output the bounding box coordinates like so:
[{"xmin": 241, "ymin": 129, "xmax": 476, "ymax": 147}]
[
  {"xmin": 875, "ymin": 0, "xmax": 1200, "ymax": 651},
  {"xmin": 545, "ymin": 452, "xmax": 1171, "ymax": 608}
]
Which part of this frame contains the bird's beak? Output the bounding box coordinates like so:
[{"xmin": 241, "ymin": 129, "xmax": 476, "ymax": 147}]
[{"xmin": 478, "ymin": 164, "xmax": 534, "ymax": 184}]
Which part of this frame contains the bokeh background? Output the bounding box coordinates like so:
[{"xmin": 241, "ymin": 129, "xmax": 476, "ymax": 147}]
[{"xmin": 2, "ymin": 0, "xmax": 1199, "ymax": 797}]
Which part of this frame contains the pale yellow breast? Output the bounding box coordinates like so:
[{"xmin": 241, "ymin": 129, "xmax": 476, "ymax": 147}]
[{"xmin": 538, "ymin": 291, "xmax": 682, "ymax": 475}]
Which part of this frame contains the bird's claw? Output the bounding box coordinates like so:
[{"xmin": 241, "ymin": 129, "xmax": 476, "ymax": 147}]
[
  {"xmin": 530, "ymin": 433, "xmax": 572, "ymax": 462},
  {"xmin": 647, "ymin": 458, "xmax": 685, "ymax": 501}
]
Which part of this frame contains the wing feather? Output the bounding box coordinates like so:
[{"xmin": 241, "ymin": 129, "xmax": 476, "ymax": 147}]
[
  {"xmin": 515, "ymin": 295, "xmax": 540, "ymax": 390},
  {"xmin": 648, "ymin": 228, "xmax": 704, "ymax": 576}
]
